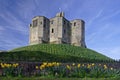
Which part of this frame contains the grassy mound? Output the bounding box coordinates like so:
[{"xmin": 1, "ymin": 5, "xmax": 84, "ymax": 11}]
[{"xmin": 0, "ymin": 44, "xmax": 113, "ymax": 62}]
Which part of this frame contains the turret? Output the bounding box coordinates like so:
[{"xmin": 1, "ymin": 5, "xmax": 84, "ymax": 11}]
[{"xmin": 70, "ymin": 19, "xmax": 86, "ymax": 47}]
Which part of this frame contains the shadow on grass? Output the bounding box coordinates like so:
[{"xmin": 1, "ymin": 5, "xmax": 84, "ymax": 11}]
[{"xmin": 0, "ymin": 51, "xmax": 104, "ymax": 63}]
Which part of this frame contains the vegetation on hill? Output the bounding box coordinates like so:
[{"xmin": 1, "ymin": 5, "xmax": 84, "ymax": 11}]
[{"xmin": 0, "ymin": 44, "xmax": 113, "ymax": 62}]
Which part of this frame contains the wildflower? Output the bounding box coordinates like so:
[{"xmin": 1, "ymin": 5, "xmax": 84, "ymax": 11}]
[
  {"xmin": 82, "ymin": 64, "xmax": 84, "ymax": 66},
  {"xmin": 1, "ymin": 64, "xmax": 5, "ymax": 68},
  {"xmin": 72, "ymin": 63, "xmax": 75, "ymax": 66},
  {"xmin": 0, "ymin": 63, "xmax": 3, "ymax": 66},
  {"xmin": 7, "ymin": 64, "xmax": 12, "ymax": 68},
  {"xmin": 40, "ymin": 65, "xmax": 45, "ymax": 70},
  {"xmin": 110, "ymin": 67, "xmax": 113, "ymax": 70},
  {"xmin": 40, "ymin": 66, "xmax": 43, "ymax": 70},
  {"xmin": 56, "ymin": 62, "xmax": 60, "ymax": 66},
  {"xmin": 66, "ymin": 65, "xmax": 71, "ymax": 70},
  {"xmin": 52, "ymin": 62, "xmax": 56, "ymax": 65},
  {"xmin": 99, "ymin": 64, "xmax": 101, "ymax": 66},
  {"xmin": 104, "ymin": 64, "xmax": 107, "ymax": 69},
  {"xmin": 35, "ymin": 66, "xmax": 39, "ymax": 69},
  {"xmin": 43, "ymin": 62, "xmax": 47, "ymax": 66},
  {"xmin": 16, "ymin": 63, "xmax": 19, "ymax": 66},
  {"xmin": 92, "ymin": 63, "xmax": 95, "ymax": 66},
  {"xmin": 4, "ymin": 63, "xmax": 7, "ymax": 67},
  {"xmin": 77, "ymin": 64, "xmax": 81, "ymax": 68},
  {"xmin": 47, "ymin": 63, "xmax": 52, "ymax": 67},
  {"xmin": 87, "ymin": 64, "xmax": 91, "ymax": 68}
]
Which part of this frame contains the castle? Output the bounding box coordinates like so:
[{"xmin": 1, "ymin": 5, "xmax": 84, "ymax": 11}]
[{"xmin": 29, "ymin": 12, "xmax": 86, "ymax": 47}]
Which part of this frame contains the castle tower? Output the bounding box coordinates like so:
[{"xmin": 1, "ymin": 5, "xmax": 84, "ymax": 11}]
[
  {"xmin": 29, "ymin": 16, "xmax": 49, "ymax": 45},
  {"xmin": 70, "ymin": 19, "xmax": 86, "ymax": 47}
]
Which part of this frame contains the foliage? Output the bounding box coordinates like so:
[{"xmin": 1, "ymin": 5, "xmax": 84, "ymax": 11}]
[
  {"xmin": 34, "ymin": 62, "xmax": 120, "ymax": 78},
  {"xmin": 0, "ymin": 62, "xmax": 120, "ymax": 78},
  {"xmin": 0, "ymin": 63, "xmax": 23, "ymax": 77}
]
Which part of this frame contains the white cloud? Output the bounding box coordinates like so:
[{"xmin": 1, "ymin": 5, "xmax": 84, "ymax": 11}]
[
  {"xmin": 0, "ymin": 11, "xmax": 28, "ymax": 35},
  {"xmin": 87, "ymin": 9, "xmax": 103, "ymax": 26},
  {"xmin": 16, "ymin": 0, "xmax": 37, "ymax": 19},
  {"xmin": 100, "ymin": 10, "xmax": 120, "ymax": 21}
]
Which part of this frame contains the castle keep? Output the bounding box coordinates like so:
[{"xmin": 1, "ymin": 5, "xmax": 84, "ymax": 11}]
[{"xmin": 29, "ymin": 12, "xmax": 86, "ymax": 47}]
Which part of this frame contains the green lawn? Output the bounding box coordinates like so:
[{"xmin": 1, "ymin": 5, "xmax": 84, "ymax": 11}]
[
  {"xmin": 0, "ymin": 44, "xmax": 113, "ymax": 62},
  {"xmin": 0, "ymin": 77, "xmax": 120, "ymax": 80}
]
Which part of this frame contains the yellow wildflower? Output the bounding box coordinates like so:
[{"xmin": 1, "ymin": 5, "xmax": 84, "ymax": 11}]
[
  {"xmin": 35, "ymin": 66, "xmax": 39, "ymax": 69},
  {"xmin": 66, "ymin": 65, "xmax": 71, "ymax": 70},
  {"xmin": 43, "ymin": 62, "xmax": 47, "ymax": 66},
  {"xmin": 77, "ymin": 64, "xmax": 81, "ymax": 68},
  {"xmin": 52, "ymin": 62, "xmax": 56, "ymax": 65},
  {"xmin": 1, "ymin": 64, "xmax": 5, "ymax": 68},
  {"xmin": 40, "ymin": 65, "xmax": 45, "ymax": 70},
  {"xmin": 16, "ymin": 63, "xmax": 19, "ymax": 66},
  {"xmin": 104, "ymin": 65, "xmax": 107, "ymax": 69},
  {"xmin": 47, "ymin": 63, "xmax": 52, "ymax": 67},
  {"xmin": 92, "ymin": 63, "xmax": 95, "ymax": 66},
  {"xmin": 13, "ymin": 63, "xmax": 19, "ymax": 67},
  {"xmin": 87, "ymin": 64, "xmax": 91, "ymax": 68},
  {"xmin": 72, "ymin": 63, "xmax": 75, "ymax": 66},
  {"xmin": 7, "ymin": 64, "xmax": 12, "ymax": 68},
  {"xmin": 110, "ymin": 67, "xmax": 113, "ymax": 70},
  {"xmin": 56, "ymin": 62, "xmax": 60, "ymax": 66}
]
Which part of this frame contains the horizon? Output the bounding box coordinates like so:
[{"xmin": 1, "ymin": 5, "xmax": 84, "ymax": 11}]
[{"xmin": 0, "ymin": 0, "xmax": 120, "ymax": 60}]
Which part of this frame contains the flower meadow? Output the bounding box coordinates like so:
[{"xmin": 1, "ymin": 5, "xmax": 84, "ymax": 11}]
[{"xmin": 0, "ymin": 62, "xmax": 120, "ymax": 78}]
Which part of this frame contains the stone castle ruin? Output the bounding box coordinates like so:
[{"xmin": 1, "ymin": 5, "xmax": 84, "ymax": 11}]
[{"xmin": 29, "ymin": 12, "xmax": 86, "ymax": 47}]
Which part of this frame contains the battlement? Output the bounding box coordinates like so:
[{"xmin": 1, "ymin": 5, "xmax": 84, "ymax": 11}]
[{"xmin": 29, "ymin": 12, "xmax": 86, "ymax": 47}]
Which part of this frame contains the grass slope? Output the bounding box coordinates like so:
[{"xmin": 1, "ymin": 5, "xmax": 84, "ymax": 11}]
[{"xmin": 0, "ymin": 44, "xmax": 112, "ymax": 62}]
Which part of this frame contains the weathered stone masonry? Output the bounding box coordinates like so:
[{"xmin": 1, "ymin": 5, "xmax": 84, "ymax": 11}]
[{"xmin": 29, "ymin": 12, "xmax": 86, "ymax": 47}]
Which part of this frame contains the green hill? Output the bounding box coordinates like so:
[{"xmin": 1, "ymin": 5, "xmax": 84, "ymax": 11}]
[{"xmin": 0, "ymin": 44, "xmax": 113, "ymax": 62}]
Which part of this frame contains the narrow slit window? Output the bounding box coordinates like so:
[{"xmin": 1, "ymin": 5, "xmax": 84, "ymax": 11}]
[
  {"xmin": 74, "ymin": 22, "xmax": 76, "ymax": 26},
  {"xmin": 52, "ymin": 28, "xmax": 54, "ymax": 33},
  {"xmin": 40, "ymin": 22, "xmax": 42, "ymax": 24}
]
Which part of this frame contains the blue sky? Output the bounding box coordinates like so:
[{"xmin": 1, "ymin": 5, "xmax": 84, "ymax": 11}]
[{"xmin": 0, "ymin": 0, "xmax": 120, "ymax": 59}]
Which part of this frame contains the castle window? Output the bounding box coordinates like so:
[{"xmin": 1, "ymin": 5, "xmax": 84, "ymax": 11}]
[
  {"xmin": 40, "ymin": 22, "xmax": 42, "ymax": 24},
  {"xmin": 74, "ymin": 22, "xmax": 76, "ymax": 26},
  {"xmin": 30, "ymin": 24, "xmax": 32, "ymax": 27},
  {"xmin": 44, "ymin": 19, "xmax": 46, "ymax": 23},
  {"xmin": 33, "ymin": 19, "xmax": 38, "ymax": 27},
  {"xmin": 52, "ymin": 28, "xmax": 54, "ymax": 33},
  {"xmin": 51, "ymin": 20, "xmax": 53, "ymax": 24},
  {"xmin": 64, "ymin": 20, "xmax": 66, "ymax": 25}
]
